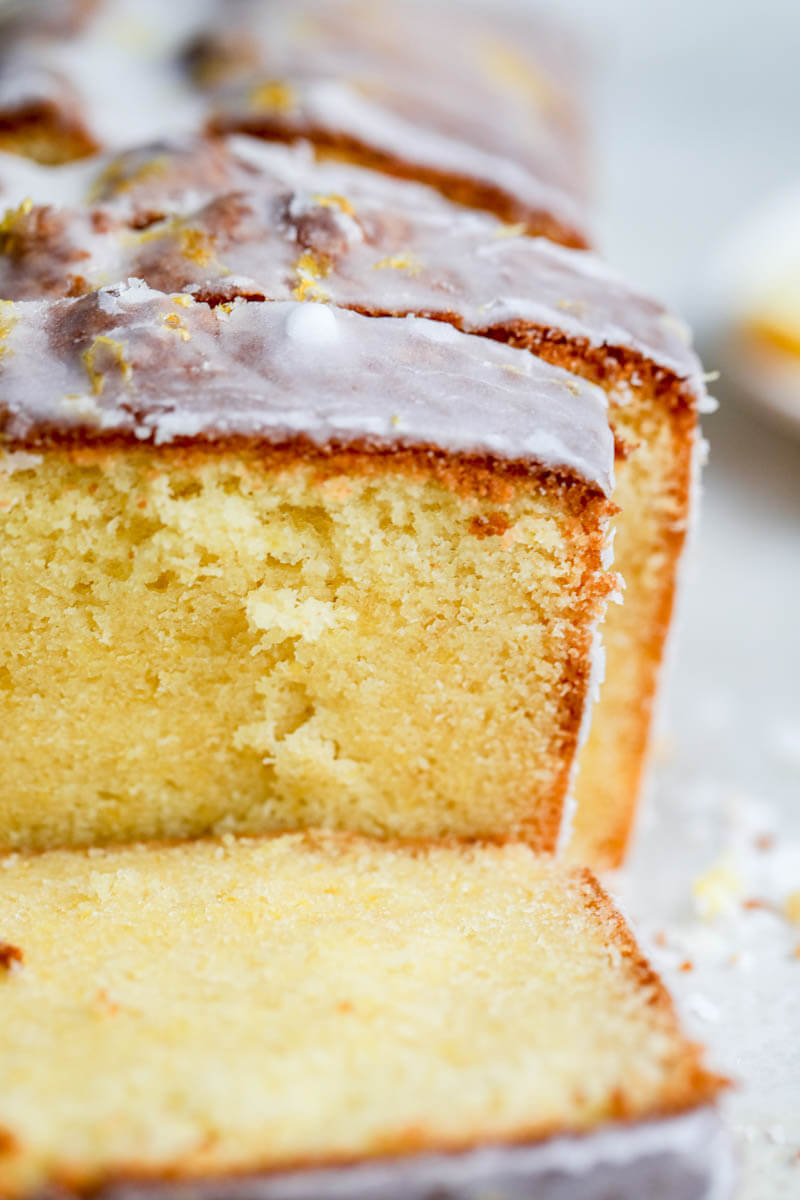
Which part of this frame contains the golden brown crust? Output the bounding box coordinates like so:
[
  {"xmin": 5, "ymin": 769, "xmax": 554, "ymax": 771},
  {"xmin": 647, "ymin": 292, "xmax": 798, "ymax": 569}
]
[
  {"xmin": 476, "ymin": 322, "xmax": 697, "ymax": 868},
  {"xmin": 486, "ymin": 323, "xmax": 698, "ymax": 422},
  {"xmin": 1, "ymin": 435, "xmax": 613, "ymax": 515},
  {"xmin": 33, "ymin": 1106, "xmax": 723, "ymax": 1200},
  {"xmin": 574, "ymin": 869, "xmax": 728, "ymax": 1107},
  {"xmin": 568, "ymin": 398, "xmax": 696, "ymax": 867}
]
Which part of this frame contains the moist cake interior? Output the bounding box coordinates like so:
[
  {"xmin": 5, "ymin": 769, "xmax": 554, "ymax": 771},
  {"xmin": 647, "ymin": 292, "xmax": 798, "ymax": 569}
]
[
  {"xmin": 0, "ymin": 443, "xmax": 608, "ymax": 850},
  {"xmin": 0, "ymin": 835, "xmax": 721, "ymax": 1198}
]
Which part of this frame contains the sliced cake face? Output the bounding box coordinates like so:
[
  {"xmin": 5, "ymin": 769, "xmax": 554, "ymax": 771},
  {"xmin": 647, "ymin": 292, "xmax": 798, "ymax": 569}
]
[
  {"xmin": 0, "ymin": 0, "xmax": 589, "ymax": 245},
  {"xmin": 0, "ymin": 134, "xmax": 707, "ymax": 865},
  {"xmin": 0, "ymin": 289, "xmax": 614, "ymax": 851},
  {"xmin": 0, "ymin": 836, "xmax": 724, "ymax": 1198}
]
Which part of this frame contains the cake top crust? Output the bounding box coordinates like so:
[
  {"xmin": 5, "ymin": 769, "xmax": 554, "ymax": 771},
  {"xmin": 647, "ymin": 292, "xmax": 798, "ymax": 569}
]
[
  {"xmin": 0, "ymin": 282, "xmax": 614, "ymax": 493},
  {"xmin": 0, "ymin": 137, "xmax": 703, "ymax": 392}
]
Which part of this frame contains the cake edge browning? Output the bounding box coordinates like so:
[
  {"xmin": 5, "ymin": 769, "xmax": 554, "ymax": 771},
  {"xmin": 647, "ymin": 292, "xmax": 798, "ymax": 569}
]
[
  {"xmin": 19, "ymin": 1109, "xmax": 735, "ymax": 1200},
  {"xmin": 569, "ymin": 429, "xmax": 695, "ymax": 867},
  {"xmin": 0, "ymin": 430, "xmax": 615, "ymax": 510},
  {"xmin": 485, "ymin": 324, "xmax": 699, "ymax": 867}
]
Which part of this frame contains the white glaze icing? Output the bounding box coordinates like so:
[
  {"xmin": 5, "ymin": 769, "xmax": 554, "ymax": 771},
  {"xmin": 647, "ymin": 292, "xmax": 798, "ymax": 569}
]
[
  {"xmin": 0, "ymin": 0, "xmax": 589, "ymax": 244},
  {"xmin": 0, "ymin": 281, "xmax": 615, "ymax": 493},
  {"xmin": 0, "ymin": 135, "xmax": 705, "ymax": 394},
  {"xmin": 213, "ymin": 76, "xmax": 588, "ymax": 243},
  {"xmin": 3, "ymin": 0, "xmax": 214, "ymax": 148}
]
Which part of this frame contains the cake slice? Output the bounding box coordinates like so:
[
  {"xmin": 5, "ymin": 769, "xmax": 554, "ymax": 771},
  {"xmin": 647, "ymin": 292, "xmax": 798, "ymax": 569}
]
[
  {"xmin": 0, "ymin": 135, "xmax": 710, "ymax": 864},
  {"xmin": 0, "ymin": 0, "xmax": 590, "ymax": 246},
  {"xmin": 0, "ymin": 834, "xmax": 729, "ymax": 1199},
  {"xmin": 0, "ymin": 283, "xmax": 614, "ymax": 851},
  {"xmin": 194, "ymin": 0, "xmax": 590, "ymax": 247}
]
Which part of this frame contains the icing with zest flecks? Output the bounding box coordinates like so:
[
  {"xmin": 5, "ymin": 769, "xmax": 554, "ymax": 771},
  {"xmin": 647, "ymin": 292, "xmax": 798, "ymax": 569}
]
[
  {"xmin": 0, "ymin": 136, "xmax": 704, "ymax": 391},
  {"xmin": 0, "ymin": 281, "xmax": 614, "ymax": 494},
  {"xmin": 211, "ymin": 75, "xmax": 588, "ymax": 245}
]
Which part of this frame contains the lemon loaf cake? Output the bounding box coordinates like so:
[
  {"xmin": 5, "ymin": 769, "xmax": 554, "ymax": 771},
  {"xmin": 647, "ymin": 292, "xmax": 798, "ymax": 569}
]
[
  {"xmin": 0, "ymin": 834, "xmax": 730, "ymax": 1199},
  {"xmin": 0, "ymin": 0, "xmax": 590, "ymax": 247},
  {"xmin": 0, "ymin": 279, "xmax": 615, "ymax": 851},
  {"xmin": 0, "ymin": 135, "xmax": 710, "ymax": 864}
]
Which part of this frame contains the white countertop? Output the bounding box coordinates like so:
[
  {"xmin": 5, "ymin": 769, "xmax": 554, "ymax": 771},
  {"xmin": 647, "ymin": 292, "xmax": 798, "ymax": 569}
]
[{"xmin": 514, "ymin": 0, "xmax": 800, "ymax": 1194}]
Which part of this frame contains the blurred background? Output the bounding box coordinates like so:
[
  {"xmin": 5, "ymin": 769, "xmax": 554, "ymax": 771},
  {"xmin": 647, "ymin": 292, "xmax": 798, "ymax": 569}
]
[{"xmin": 514, "ymin": 1, "xmax": 800, "ymax": 1195}]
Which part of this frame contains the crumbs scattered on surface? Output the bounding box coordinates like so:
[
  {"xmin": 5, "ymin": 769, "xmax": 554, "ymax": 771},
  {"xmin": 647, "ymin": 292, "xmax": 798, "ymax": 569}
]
[{"xmin": 692, "ymin": 856, "xmax": 743, "ymax": 920}]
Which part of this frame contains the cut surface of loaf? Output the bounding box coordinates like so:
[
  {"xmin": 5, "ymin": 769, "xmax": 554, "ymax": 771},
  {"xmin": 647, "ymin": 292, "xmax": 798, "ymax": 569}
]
[
  {"xmin": 0, "ymin": 134, "xmax": 708, "ymax": 864},
  {"xmin": 0, "ymin": 288, "xmax": 614, "ymax": 851},
  {"xmin": 0, "ymin": 835, "xmax": 726, "ymax": 1199}
]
